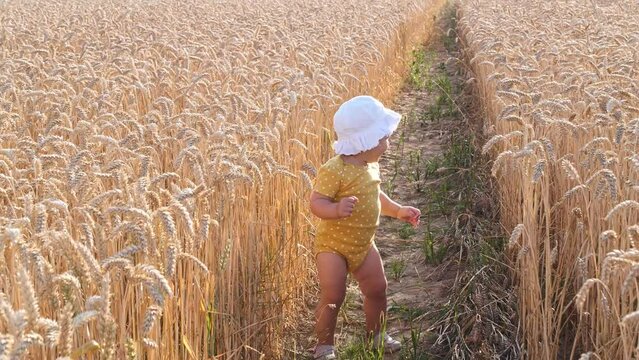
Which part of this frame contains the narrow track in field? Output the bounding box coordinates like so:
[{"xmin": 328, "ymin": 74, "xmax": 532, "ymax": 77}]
[{"xmin": 289, "ymin": 4, "xmax": 495, "ymax": 359}]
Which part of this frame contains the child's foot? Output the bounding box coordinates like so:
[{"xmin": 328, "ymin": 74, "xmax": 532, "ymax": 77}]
[
  {"xmin": 314, "ymin": 345, "xmax": 337, "ymax": 360},
  {"xmin": 372, "ymin": 332, "xmax": 402, "ymax": 353}
]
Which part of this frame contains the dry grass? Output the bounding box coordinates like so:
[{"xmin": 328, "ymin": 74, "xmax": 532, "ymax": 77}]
[
  {"xmin": 0, "ymin": 0, "xmax": 446, "ymax": 358},
  {"xmin": 458, "ymin": 0, "xmax": 639, "ymax": 358}
]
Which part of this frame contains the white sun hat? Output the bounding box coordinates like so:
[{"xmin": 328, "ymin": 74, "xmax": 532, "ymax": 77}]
[{"xmin": 332, "ymin": 95, "xmax": 402, "ymax": 155}]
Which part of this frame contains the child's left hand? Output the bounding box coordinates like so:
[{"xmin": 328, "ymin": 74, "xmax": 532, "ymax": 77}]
[{"xmin": 397, "ymin": 206, "xmax": 421, "ymax": 228}]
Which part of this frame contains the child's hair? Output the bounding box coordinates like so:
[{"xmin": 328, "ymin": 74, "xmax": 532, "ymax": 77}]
[{"xmin": 332, "ymin": 95, "xmax": 401, "ymax": 155}]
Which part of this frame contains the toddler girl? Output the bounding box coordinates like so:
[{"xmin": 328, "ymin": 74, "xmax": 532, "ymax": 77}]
[{"xmin": 310, "ymin": 95, "xmax": 421, "ymax": 359}]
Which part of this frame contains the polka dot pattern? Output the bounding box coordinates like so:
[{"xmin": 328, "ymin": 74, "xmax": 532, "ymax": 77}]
[{"xmin": 312, "ymin": 155, "xmax": 381, "ymax": 271}]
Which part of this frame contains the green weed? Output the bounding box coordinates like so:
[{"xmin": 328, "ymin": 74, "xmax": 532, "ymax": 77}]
[
  {"xmin": 388, "ymin": 258, "xmax": 407, "ymax": 281},
  {"xmin": 398, "ymin": 223, "xmax": 417, "ymax": 239}
]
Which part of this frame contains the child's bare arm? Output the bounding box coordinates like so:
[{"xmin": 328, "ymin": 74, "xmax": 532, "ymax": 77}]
[
  {"xmin": 380, "ymin": 190, "xmax": 421, "ymax": 227},
  {"xmin": 310, "ymin": 191, "xmax": 358, "ymax": 219},
  {"xmin": 379, "ymin": 190, "xmax": 401, "ymax": 218}
]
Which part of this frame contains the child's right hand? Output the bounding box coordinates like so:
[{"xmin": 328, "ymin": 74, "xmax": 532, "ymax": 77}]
[{"xmin": 336, "ymin": 196, "xmax": 358, "ymax": 218}]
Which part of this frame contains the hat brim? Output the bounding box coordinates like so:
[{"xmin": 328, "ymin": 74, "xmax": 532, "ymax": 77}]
[
  {"xmin": 333, "ymin": 109, "xmax": 402, "ymax": 155},
  {"xmin": 384, "ymin": 108, "xmax": 401, "ymax": 134}
]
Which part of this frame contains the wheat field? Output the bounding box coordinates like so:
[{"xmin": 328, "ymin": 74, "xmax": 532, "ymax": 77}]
[
  {"xmin": 458, "ymin": 0, "xmax": 639, "ymax": 358},
  {"xmin": 0, "ymin": 0, "xmax": 445, "ymax": 358}
]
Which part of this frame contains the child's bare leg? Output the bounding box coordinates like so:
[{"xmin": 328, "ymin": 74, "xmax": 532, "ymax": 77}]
[
  {"xmin": 315, "ymin": 252, "xmax": 348, "ymax": 345},
  {"xmin": 353, "ymin": 246, "xmax": 388, "ymax": 335}
]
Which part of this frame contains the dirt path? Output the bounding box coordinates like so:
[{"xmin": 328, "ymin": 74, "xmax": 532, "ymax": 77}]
[{"xmin": 289, "ymin": 5, "xmax": 489, "ymax": 359}]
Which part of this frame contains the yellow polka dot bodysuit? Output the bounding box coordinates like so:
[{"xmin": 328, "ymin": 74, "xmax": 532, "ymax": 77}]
[{"xmin": 313, "ymin": 155, "xmax": 381, "ymax": 272}]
